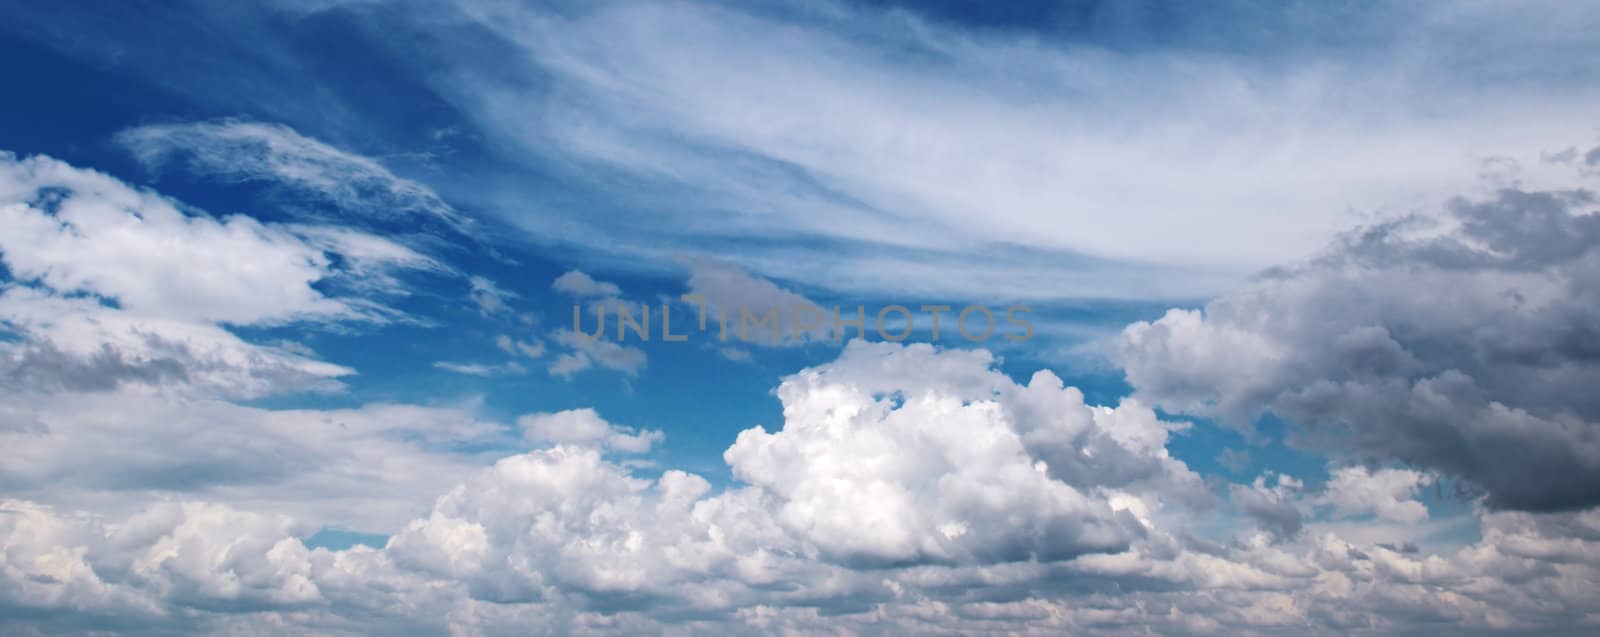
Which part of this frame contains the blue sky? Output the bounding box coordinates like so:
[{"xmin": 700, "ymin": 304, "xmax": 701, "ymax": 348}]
[{"xmin": 1, "ymin": 1, "xmax": 1599, "ymax": 635}]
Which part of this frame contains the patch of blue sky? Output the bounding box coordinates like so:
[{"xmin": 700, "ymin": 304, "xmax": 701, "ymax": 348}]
[{"xmin": 303, "ymin": 527, "xmax": 389, "ymax": 551}]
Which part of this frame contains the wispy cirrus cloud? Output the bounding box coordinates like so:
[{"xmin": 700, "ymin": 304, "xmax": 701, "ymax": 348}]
[
  {"xmin": 115, "ymin": 119, "xmax": 470, "ymax": 233},
  {"xmin": 418, "ymin": 0, "xmax": 1600, "ymax": 300}
]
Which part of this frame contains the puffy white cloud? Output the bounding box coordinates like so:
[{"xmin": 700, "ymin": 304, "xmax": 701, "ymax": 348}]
[
  {"xmin": 3, "ymin": 342, "xmax": 1600, "ymax": 635},
  {"xmin": 390, "ymin": 340, "xmax": 1209, "ymax": 619},
  {"xmin": 3, "ymin": 136, "xmax": 1593, "ymax": 635},
  {"xmin": 0, "ymin": 153, "xmax": 368, "ymax": 325},
  {"xmin": 518, "ymin": 408, "xmax": 662, "ymax": 453},
  {"xmin": 722, "ymin": 341, "xmax": 1196, "ymax": 566},
  {"xmin": 0, "ymin": 152, "xmax": 432, "ymax": 399},
  {"xmin": 1317, "ymin": 467, "xmax": 1433, "ymax": 525},
  {"xmin": 552, "ymin": 270, "xmax": 622, "ymax": 299},
  {"xmin": 1228, "ymin": 465, "xmax": 1435, "ymax": 542}
]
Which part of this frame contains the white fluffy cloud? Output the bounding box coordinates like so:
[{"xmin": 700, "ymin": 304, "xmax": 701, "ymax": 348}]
[
  {"xmin": 1318, "ymin": 467, "xmax": 1433, "ymax": 525},
  {"xmin": 0, "ymin": 150, "xmax": 513, "ymax": 547},
  {"xmin": 552, "ymin": 270, "xmax": 622, "ymax": 299},
  {"xmin": 4, "ymin": 342, "xmax": 1600, "ymax": 635},
  {"xmin": 518, "ymin": 408, "xmax": 662, "ymax": 453},
  {"xmin": 0, "ymin": 152, "xmax": 436, "ymax": 399},
  {"xmin": 0, "ymin": 152, "xmax": 374, "ymax": 325}
]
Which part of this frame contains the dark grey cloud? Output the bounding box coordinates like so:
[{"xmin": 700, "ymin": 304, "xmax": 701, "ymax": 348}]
[
  {"xmin": 1115, "ymin": 185, "xmax": 1600, "ymax": 511},
  {"xmin": 0, "ymin": 334, "xmax": 355, "ymax": 399},
  {"xmin": 2, "ymin": 341, "xmax": 190, "ymax": 393},
  {"xmin": 1228, "ymin": 474, "xmax": 1304, "ymax": 541}
]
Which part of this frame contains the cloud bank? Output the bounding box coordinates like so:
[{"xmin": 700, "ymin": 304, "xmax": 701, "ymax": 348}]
[
  {"xmin": 1115, "ymin": 185, "xmax": 1600, "ymax": 511},
  {"xmin": 4, "ymin": 341, "xmax": 1600, "ymax": 635}
]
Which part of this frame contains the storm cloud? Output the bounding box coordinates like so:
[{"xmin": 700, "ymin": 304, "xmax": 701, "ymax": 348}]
[{"xmin": 1115, "ymin": 185, "xmax": 1600, "ymax": 511}]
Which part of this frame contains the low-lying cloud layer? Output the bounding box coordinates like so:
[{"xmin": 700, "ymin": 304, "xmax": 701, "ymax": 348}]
[{"xmin": 4, "ymin": 339, "xmax": 1600, "ymax": 635}]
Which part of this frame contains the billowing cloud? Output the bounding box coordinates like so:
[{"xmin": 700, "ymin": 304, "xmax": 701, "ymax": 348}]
[
  {"xmin": 0, "ymin": 152, "xmax": 433, "ymax": 398},
  {"xmin": 1317, "ymin": 466, "xmax": 1433, "ymax": 525},
  {"xmin": 1, "ymin": 152, "xmax": 373, "ymax": 325},
  {"xmin": 3, "ymin": 342, "xmax": 1599, "ymax": 635},
  {"xmin": 1114, "ymin": 184, "xmax": 1600, "ymax": 512},
  {"xmin": 3, "ymin": 3, "xmax": 1599, "ymax": 633},
  {"xmin": 0, "ymin": 151, "xmax": 506, "ymax": 537},
  {"xmin": 1230, "ymin": 472, "xmax": 1306, "ymax": 541}
]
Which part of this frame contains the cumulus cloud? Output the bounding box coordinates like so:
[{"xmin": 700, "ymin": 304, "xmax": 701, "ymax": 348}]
[
  {"xmin": 0, "ymin": 290, "xmax": 351, "ymax": 398},
  {"xmin": 0, "ymin": 151, "xmax": 511, "ymax": 539},
  {"xmin": 0, "ymin": 152, "xmax": 436, "ymax": 398},
  {"xmin": 1114, "ymin": 184, "xmax": 1600, "ymax": 512},
  {"xmin": 313, "ymin": 340, "xmax": 1211, "ymax": 617},
  {"xmin": 518, "ymin": 408, "xmax": 662, "ymax": 453},
  {"xmin": 726, "ymin": 343, "xmax": 1155, "ymax": 565},
  {"xmin": 3, "ymin": 3, "xmax": 1598, "ymax": 632},
  {"xmin": 4, "ymin": 342, "xmax": 1600, "ymax": 635},
  {"xmin": 1, "ymin": 153, "xmax": 372, "ymax": 325},
  {"xmin": 1317, "ymin": 466, "xmax": 1433, "ymax": 525},
  {"xmin": 552, "ymin": 270, "xmax": 622, "ymax": 298},
  {"xmin": 1231, "ymin": 472, "xmax": 1307, "ymax": 542}
]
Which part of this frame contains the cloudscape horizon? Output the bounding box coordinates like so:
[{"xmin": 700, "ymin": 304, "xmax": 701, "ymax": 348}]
[{"xmin": 2, "ymin": 1, "xmax": 1599, "ymax": 635}]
